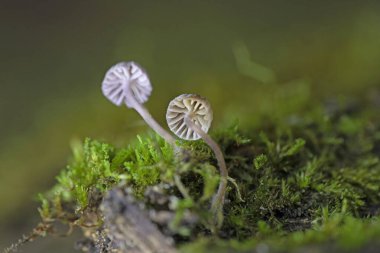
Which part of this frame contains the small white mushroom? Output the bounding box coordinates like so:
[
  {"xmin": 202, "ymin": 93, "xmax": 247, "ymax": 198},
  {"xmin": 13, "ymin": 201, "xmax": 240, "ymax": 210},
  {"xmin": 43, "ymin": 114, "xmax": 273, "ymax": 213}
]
[
  {"xmin": 166, "ymin": 94, "xmax": 228, "ymax": 229},
  {"xmin": 102, "ymin": 61, "xmax": 176, "ymax": 145},
  {"xmin": 166, "ymin": 94, "xmax": 213, "ymax": 141}
]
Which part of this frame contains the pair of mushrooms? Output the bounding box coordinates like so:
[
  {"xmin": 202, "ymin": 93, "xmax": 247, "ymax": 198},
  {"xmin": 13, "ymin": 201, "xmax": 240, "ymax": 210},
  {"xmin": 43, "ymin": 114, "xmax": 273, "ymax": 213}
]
[{"xmin": 102, "ymin": 61, "xmax": 227, "ymax": 227}]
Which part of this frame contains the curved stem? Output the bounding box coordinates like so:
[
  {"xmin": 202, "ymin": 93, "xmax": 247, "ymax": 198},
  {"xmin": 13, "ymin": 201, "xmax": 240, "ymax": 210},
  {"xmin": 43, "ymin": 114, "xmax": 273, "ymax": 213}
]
[
  {"xmin": 184, "ymin": 117, "xmax": 228, "ymax": 227},
  {"xmin": 126, "ymin": 92, "xmax": 177, "ymax": 146}
]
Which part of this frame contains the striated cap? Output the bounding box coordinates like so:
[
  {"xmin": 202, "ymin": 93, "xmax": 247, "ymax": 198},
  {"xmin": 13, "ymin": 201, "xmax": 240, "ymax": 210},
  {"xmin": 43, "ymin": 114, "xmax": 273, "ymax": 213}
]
[
  {"xmin": 102, "ymin": 61, "xmax": 152, "ymax": 108},
  {"xmin": 166, "ymin": 94, "xmax": 213, "ymax": 140}
]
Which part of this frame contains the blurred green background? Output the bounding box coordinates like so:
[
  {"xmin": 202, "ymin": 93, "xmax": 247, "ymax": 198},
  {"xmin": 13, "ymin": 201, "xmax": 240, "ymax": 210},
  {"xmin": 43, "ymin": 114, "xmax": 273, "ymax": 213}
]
[{"xmin": 1, "ymin": 0, "xmax": 380, "ymax": 252}]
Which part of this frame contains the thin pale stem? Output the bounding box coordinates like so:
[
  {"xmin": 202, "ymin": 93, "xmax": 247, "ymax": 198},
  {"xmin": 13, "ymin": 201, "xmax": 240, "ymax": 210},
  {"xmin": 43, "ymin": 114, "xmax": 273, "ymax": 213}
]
[
  {"xmin": 184, "ymin": 117, "xmax": 228, "ymax": 227},
  {"xmin": 126, "ymin": 92, "xmax": 177, "ymax": 146}
]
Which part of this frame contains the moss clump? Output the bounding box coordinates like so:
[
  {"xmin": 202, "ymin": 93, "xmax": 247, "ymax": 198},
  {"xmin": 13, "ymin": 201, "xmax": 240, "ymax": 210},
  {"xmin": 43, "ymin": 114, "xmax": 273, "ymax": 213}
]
[
  {"xmin": 34, "ymin": 97, "xmax": 380, "ymax": 252},
  {"xmin": 39, "ymin": 134, "xmax": 176, "ymax": 223},
  {"xmin": 181, "ymin": 214, "xmax": 380, "ymax": 253}
]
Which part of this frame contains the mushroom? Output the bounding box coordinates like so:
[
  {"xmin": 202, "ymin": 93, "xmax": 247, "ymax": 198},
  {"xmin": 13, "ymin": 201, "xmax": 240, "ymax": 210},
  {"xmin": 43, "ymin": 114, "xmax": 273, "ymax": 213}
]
[
  {"xmin": 166, "ymin": 94, "xmax": 228, "ymax": 228},
  {"xmin": 102, "ymin": 61, "xmax": 176, "ymax": 145}
]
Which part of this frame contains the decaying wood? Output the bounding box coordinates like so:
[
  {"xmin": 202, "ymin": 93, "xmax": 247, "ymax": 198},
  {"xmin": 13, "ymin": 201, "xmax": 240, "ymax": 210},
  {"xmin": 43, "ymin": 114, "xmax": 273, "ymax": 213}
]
[{"xmin": 99, "ymin": 187, "xmax": 178, "ymax": 253}]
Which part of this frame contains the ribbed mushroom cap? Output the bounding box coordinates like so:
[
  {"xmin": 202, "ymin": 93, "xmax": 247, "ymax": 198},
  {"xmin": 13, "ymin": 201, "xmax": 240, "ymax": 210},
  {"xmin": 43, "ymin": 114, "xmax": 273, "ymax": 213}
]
[
  {"xmin": 166, "ymin": 94, "xmax": 213, "ymax": 140},
  {"xmin": 102, "ymin": 61, "xmax": 152, "ymax": 108}
]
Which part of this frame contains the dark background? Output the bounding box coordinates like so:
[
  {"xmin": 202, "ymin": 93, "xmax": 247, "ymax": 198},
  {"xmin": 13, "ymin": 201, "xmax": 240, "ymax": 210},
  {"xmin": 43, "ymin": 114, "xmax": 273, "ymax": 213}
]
[{"xmin": 1, "ymin": 1, "xmax": 380, "ymax": 252}]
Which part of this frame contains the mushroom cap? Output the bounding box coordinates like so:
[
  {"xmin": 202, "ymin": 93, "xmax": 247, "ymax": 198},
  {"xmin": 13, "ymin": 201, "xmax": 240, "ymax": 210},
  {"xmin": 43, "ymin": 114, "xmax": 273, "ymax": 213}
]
[
  {"xmin": 101, "ymin": 61, "xmax": 152, "ymax": 108},
  {"xmin": 166, "ymin": 94, "xmax": 213, "ymax": 140}
]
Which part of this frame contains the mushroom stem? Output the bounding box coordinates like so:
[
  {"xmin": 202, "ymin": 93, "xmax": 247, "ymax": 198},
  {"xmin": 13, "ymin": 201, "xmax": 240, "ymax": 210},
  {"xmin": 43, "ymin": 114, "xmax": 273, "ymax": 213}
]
[
  {"xmin": 184, "ymin": 116, "xmax": 228, "ymax": 226},
  {"xmin": 126, "ymin": 92, "xmax": 176, "ymax": 146}
]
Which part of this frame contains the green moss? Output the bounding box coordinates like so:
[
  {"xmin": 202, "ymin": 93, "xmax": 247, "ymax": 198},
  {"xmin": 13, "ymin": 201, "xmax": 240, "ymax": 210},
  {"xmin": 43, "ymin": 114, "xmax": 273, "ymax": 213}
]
[
  {"xmin": 181, "ymin": 214, "xmax": 380, "ymax": 253},
  {"xmin": 40, "ymin": 134, "xmax": 177, "ymax": 221},
  {"xmin": 36, "ymin": 98, "xmax": 380, "ymax": 252}
]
